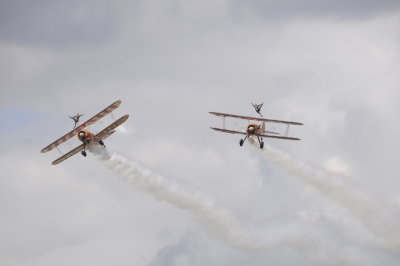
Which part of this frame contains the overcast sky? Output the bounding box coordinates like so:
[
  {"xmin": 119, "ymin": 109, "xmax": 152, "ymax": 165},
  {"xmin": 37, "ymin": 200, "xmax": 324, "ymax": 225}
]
[{"xmin": 1, "ymin": 1, "xmax": 400, "ymax": 265}]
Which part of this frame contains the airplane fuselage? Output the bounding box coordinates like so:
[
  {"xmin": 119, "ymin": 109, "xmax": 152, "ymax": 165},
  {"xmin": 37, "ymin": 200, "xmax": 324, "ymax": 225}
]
[
  {"xmin": 246, "ymin": 123, "xmax": 263, "ymax": 136},
  {"xmin": 77, "ymin": 129, "xmax": 96, "ymax": 144}
]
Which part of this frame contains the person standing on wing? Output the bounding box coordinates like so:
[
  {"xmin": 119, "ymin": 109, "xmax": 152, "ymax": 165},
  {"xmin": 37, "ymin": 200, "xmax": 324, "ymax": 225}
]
[
  {"xmin": 251, "ymin": 103, "xmax": 263, "ymax": 117},
  {"xmin": 69, "ymin": 113, "xmax": 84, "ymax": 128}
]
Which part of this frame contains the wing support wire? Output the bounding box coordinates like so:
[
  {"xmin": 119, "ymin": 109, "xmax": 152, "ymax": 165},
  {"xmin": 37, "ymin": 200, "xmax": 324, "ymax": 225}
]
[
  {"xmin": 56, "ymin": 146, "xmax": 63, "ymax": 154},
  {"xmin": 285, "ymin": 124, "xmax": 290, "ymax": 137}
]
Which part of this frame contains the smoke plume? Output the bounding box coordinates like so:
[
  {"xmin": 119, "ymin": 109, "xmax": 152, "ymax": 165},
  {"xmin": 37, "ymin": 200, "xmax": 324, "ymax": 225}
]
[
  {"xmin": 88, "ymin": 146, "xmax": 321, "ymax": 253},
  {"xmin": 250, "ymin": 138, "xmax": 400, "ymax": 253}
]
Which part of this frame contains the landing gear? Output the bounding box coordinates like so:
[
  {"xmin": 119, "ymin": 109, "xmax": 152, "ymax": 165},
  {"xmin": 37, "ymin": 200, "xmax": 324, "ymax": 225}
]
[
  {"xmin": 239, "ymin": 135, "xmax": 248, "ymax": 147},
  {"xmin": 99, "ymin": 139, "xmax": 106, "ymax": 147},
  {"xmin": 257, "ymin": 136, "xmax": 264, "ymax": 149},
  {"xmin": 81, "ymin": 143, "xmax": 87, "ymax": 157}
]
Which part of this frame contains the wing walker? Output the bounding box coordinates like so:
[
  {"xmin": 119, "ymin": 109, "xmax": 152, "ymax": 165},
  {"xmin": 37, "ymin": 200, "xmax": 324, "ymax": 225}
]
[
  {"xmin": 41, "ymin": 100, "xmax": 129, "ymax": 165},
  {"xmin": 69, "ymin": 113, "xmax": 84, "ymax": 128}
]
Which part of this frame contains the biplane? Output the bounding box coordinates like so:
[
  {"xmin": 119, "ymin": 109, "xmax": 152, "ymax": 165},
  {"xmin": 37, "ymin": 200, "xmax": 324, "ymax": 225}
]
[
  {"xmin": 209, "ymin": 106, "xmax": 303, "ymax": 149},
  {"xmin": 41, "ymin": 100, "xmax": 129, "ymax": 165}
]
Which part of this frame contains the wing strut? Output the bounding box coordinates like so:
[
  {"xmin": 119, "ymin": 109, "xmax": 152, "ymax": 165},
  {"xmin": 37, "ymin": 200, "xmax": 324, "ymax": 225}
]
[{"xmin": 285, "ymin": 124, "xmax": 290, "ymax": 137}]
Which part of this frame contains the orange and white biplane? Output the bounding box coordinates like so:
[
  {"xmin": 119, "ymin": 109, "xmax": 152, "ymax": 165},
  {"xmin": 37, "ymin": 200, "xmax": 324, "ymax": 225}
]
[
  {"xmin": 209, "ymin": 106, "xmax": 303, "ymax": 149},
  {"xmin": 41, "ymin": 100, "xmax": 129, "ymax": 165}
]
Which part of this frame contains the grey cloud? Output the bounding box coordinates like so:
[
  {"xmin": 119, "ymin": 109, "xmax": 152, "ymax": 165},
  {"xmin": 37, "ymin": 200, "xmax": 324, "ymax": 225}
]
[
  {"xmin": 231, "ymin": 0, "xmax": 400, "ymax": 21},
  {"xmin": 0, "ymin": 0, "xmax": 142, "ymax": 49}
]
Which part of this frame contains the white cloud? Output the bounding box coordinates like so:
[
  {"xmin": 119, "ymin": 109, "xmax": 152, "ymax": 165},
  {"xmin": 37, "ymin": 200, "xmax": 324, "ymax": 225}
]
[{"xmin": 1, "ymin": 1, "xmax": 400, "ymax": 265}]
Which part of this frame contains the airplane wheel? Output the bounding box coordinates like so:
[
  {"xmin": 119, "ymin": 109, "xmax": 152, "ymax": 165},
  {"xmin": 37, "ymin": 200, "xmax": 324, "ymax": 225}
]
[
  {"xmin": 239, "ymin": 139, "xmax": 244, "ymax": 146},
  {"xmin": 260, "ymin": 142, "xmax": 264, "ymax": 149},
  {"xmin": 81, "ymin": 150, "xmax": 87, "ymax": 157}
]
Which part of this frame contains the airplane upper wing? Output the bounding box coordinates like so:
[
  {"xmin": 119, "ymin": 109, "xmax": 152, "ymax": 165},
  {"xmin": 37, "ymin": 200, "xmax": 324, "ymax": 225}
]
[
  {"xmin": 209, "ymin": 112, "xmax": 303, "ymax": 126},
  {"xmin": 210, "ymin": 127, "xmax": 246, "ymax": 135},
  {"xmin": 41, "ymin": 100, "xmax": 121, "ymax": 153},
  {"xmin": 51, "ymin": 144, "xmax": 85, "ymax": 165}
]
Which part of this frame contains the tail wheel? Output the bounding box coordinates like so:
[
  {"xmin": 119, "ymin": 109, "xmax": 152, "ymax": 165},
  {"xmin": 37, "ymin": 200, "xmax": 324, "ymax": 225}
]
[
  {"xmin": 239, "ymin": 139, "xmax": 244, "ymax": 146},
  {"xmin": 81, "ymin": 150, "xmax": 87, "ymax": 157},
  {"xmin": 260, "ymin": 142, "xmax": 264, "ymax": 149}
]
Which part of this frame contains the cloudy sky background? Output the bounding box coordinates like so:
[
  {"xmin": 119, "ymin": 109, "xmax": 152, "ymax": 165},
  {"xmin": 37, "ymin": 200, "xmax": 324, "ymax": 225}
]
[{"xmin": 1, "ymin": 0, "xmax": 400, "ymax": 265}]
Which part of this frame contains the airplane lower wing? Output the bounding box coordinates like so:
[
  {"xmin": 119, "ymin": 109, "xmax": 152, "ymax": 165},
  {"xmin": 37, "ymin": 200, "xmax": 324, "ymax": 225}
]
[
  {"xmin": 211, "ymin": 127, "xmax": 300, "ymax": 140},
  {"xmin": 95, "ymin": 115, "xmax": 129, "ymax": 140},
  {"xmin": 209, "ymin": 112, "xmax": 303, "ymax": 126},
  {"xmin": 210, "ymin": 127, "xmax": 246, "ymax": 135},
  {"xmin": 52, "ymin": 144, "xmax": 85, "ymax": 165},
  {"xmin": 102, "ymin": 130, "xmax": 116, "ymax": 140},
  {"xmin": 41, "ymin": 100, "xmax": 122, "ymax": 153},
  {"xmin": 259, "ymin": 134, "xmax": 300, "ymax": 141}
]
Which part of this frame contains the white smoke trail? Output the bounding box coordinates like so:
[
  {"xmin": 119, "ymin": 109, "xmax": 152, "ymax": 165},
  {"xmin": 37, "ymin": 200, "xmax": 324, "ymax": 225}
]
[
  {"xmin": 88, "ymin": 146, "xmax": 321, "ymax": 253},
  {"xmin": 250, "ymin": 138, "xmax": 400, "ymax": 252}
]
